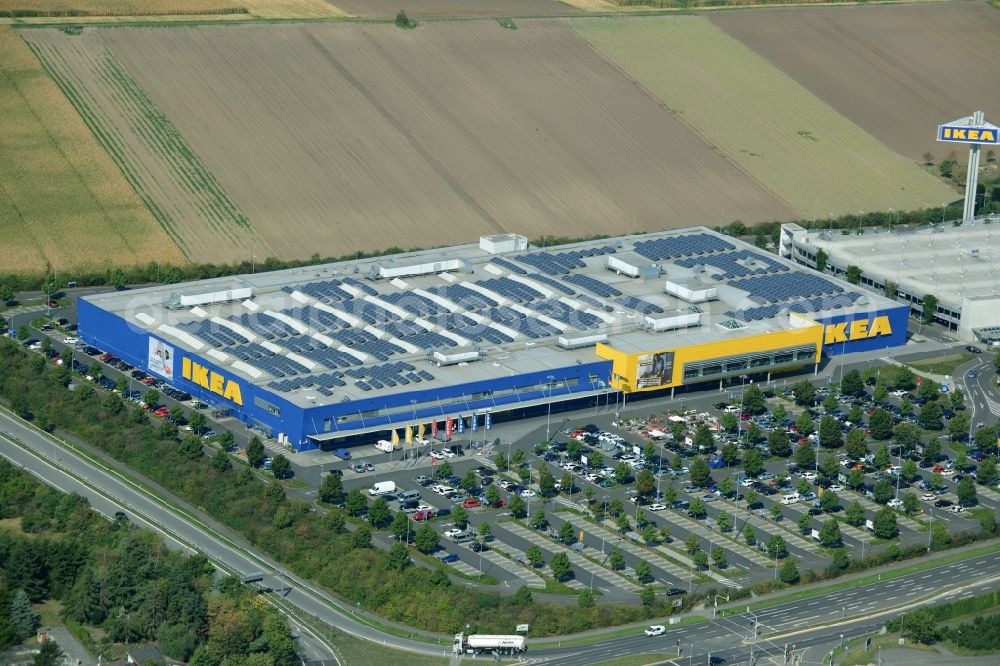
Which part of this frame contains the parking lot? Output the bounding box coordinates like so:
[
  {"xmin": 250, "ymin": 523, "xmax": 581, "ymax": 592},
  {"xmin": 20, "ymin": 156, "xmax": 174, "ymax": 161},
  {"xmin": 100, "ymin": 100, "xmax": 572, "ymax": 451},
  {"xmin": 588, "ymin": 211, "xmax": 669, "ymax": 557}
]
[{"xmin": 16, "ymin": 312, "xmax": 1000, "ymax": 604}]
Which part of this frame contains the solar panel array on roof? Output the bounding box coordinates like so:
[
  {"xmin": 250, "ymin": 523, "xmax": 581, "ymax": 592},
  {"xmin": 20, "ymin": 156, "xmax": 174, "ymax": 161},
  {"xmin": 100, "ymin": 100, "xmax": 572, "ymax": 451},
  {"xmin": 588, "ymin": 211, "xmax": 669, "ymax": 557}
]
[
  {"xmin": 613, "ymin": 295, "xmax": 664, "ymax": 315},
  {"xmin": 564, "ymin": 273, "xmax": 622, "ymax": 298},
  {"xmin": 512, "ymin": 246, "xmax": 616, "ymax": 276},
  {"xmin": 489, "ymin": 257, "xmax": 527, "ymax": 275},
  {"xmin": 288, "ymin": 279, "xmax": 354, "ymax": 302},
  {"xmin": 380, "ymin": 291, "xmax": 450, "ymax": 317},
  {"xmin": 176, "ymin": 320, "xmax": 249, "ymax": 348},
  {"xmin": 328, "ymin": 328, "xmax": 405, "ymax": 361},
  {"xmin": 531, "ymin": 299, "xmax": 602, "ymax": 329},
  {"xmin": 228, "ymin": 312, "xmax": 299, "ymax": 340},
  {"xmin": 575, "ymin": 293, "xmax": 614, "ymax": 312},
  {"xmin": 346, "ymin": 361, "xmax": 435, "ymax": 392},
  {"xmin": 381, "ymin": 321, "xmax": 457, "ymax": 350},
  {"xmin": 725, "ymin": 292, "xmax": 862, "ymax": 322},
  {"xmin": 229, "ymin": 342, "xmax": 310, "ymax": 376},
  {"xmin": 528, "ymin": 274, "xmax": 576, "ymax": 296},
  {"xmin": 633, "ymin": 233, "xmax": 735, "ymax": 261},
  {"xmin": 477, "ymin": 277, "xmax": 544, "ymax": 303},
  {"xmin": 431, "ymin": 284, "xmax": 498, "ymax": 311},
  {"xmin": 487, "ymin": 306, "xmax": 561, "ymax": 338},
  {"xmin": 277, "ymin": 306, "xmax": 351, "ymax": 333},
  {"xmin": 730, "ymin": 273, "xmax": 844, "ymax": 305},
  {"xmin": 674, "ymin": 249, "xmax": 788, "ymax": 280},
  {"xmin": 327, "ymin": 299, "xmax": 401, "ymax": 325}
]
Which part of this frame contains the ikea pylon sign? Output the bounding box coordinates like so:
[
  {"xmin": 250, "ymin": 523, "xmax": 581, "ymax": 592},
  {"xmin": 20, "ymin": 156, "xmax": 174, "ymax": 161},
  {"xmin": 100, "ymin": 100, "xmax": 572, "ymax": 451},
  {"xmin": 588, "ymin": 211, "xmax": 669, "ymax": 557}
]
[{"xmin": 938, "ymin": 124, "xmax": 999, "ymax": 145}]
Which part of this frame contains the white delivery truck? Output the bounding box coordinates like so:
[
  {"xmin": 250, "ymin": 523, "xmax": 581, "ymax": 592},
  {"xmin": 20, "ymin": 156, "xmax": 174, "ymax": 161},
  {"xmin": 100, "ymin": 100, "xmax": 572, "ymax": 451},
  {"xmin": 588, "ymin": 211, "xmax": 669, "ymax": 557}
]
[
  {"xmin": 375, "ymin": 440, "xmax": 395, "ymax": 453},
  {"xmin": 452, "ymin": 633, "xmax": 526, "ymax": 656},
  {"xmin": 368, "ymin": 481, "xmax": 397, "ymax": 497}
]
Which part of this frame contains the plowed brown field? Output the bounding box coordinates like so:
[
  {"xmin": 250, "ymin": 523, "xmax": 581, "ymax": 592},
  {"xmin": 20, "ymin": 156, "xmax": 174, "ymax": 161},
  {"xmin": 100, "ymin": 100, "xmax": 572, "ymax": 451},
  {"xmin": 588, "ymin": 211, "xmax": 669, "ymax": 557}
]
[
  {"xmin": 709, "ymin": 2, "xmax": 1000, "ymax": 164},
  {"xmin": 331, "ymin": 0, "xmax": 578, "ymax": 16},
  {"xmin": 26, "ymin": 21, "xmax": 792, "ymax": 263}
]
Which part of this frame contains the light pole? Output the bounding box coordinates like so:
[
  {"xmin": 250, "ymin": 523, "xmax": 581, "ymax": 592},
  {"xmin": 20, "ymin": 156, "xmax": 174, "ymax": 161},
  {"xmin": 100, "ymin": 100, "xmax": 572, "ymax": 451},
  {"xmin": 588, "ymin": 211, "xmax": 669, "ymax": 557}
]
[{"xmin": 545, "ymin": 375, "xmax": 555, "ymax": 442}]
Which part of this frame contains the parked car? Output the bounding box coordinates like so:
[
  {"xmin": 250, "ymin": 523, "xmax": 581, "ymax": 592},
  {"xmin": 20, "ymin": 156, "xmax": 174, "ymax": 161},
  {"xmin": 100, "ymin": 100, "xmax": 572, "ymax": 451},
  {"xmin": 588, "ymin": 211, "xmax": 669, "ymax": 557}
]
[{"xmin": 644, "ymin": 625, "xmax": 666, "ymax": 637}]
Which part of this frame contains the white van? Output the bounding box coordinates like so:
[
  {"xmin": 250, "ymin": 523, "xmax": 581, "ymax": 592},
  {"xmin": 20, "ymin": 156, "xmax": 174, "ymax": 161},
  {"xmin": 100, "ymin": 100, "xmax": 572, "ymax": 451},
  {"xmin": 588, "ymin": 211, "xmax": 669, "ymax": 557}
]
[
  {"xmin": 781, "ymin": 493, "xmax": 800, "ymax": 505},
  {"xmin": 368, "ymin": 481, "xmax": 397, "ymax": 497}
]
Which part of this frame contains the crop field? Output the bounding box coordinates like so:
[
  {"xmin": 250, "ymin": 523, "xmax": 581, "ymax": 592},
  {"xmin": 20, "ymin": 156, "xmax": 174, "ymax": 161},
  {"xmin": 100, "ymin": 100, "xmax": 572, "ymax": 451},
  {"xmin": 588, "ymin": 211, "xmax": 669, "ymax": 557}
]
[
  {"xmin": 0, "ymin": 27, "xmax": 181, "ymax": 274},
  {"xmin": 573, "ymin": 16, "xmax": 958, "ymax": 217},
  {"xmin": 24, "ymin": 20, "xmax": 792, "ymax": 262},
  {"xmin": 332, "ymin": 0, "xmax": 578, "ymax": 17},
  {"xmin": 0, "ymin": 0, "xmax": 344, "ymax": 18},
  {"xmin": 26, "ymin": 28, "xmax": 256, "ymax": 263},
  {"xmin": 709, "ymin": 2, "xmax": 1000, "ymax": 165}
]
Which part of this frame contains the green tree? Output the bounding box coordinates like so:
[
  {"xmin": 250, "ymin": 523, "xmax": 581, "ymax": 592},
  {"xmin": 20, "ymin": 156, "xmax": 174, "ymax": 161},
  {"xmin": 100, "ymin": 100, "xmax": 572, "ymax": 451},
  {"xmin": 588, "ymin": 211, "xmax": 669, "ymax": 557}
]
[
  {"xmin": 391, "ymin": 511, "xmax": 410, "ymax": 541},
  {"xmin": 414, "ymin": 523, "xmax": 439, "ymax": 553},
  {"xmin": 351, "ymin": 524, "xmax": 372, "ymax": 549},
  {"xmin": 793, "ymin": 380, "xmax": 816, "ymax": 406},
  {"xmin": 919, "ymin": 401, "xmax": 943, "ymax": 430},
  {"xmin": 143, "ymin": 388, "xmax": 159, "ymax": 406},
  {"xmin": 635, "ymin": 560, "xmax": 652, "ymax": 582},
  {"xmin": 17, "ymin": 325, "xmax": 29, "ymax": 341},
  {"xmin": 845, "ymin": 265, "xmax": 862, "ymax": 285},
  {"xmin": 688, "ymin": 497, "xmax": 706, "ymax": 519},
  {"xmin": 721, "ymin": 442, "xmax": 739, "ymax": 467},
  {"xmin": 387, "ymin": 541, "xmax": 410, "ymax": 571},
  {"xmin": 772, "ymin": 403, "xmax": 788, "ymax": 423},
  {"xmin": 721, "ymin": 413, "xmax": 738, "ymax": 433},
  {"xmin": 820, "ymin": 490, "xmax": 840, "ymax": 513},
  {"xmin": 950, "ymin": 387, "xmax": 965, "ymax": 410},
  {"xmin": 10, "ymin": 590, "xmax": 39, "ymax": 640},
  {"xmin": 895, "ymin": 366, "xmax": 917, "ymax": 391},
  {"xmin": 873, "ymin": 384, "xmax": 889, "ymax": 404},
  {"xmin": 742, "ymin": 524, "xmax": 756, "ymax": 546},
  {"xmin": 921, "ymin": 294, "xmax": 938, "ymax": 324},
  {"xmin": 795, "ymin": 442, "xmax": 816, "ymax": 469},
  {"xmin": 690, "ymin": 457, "xmax": 711, "ymax": 487},
  {"xmin": 549, "ymin": 552, "xmax": 571, "ymax": 580},
  {"xmin": 684, "ymin": 533, "xmax": 700, "ymax": 555},
  {"xmin": 509, "ymin": 494, "xmax": 526, "ymax": 518},
  {"xmin": 873, "ymin": 507, "xmax": 898, "ymax": 539},
  {"xmin": 693, "ymin": 551, "xmax": 709, "ymax": 570},
  {"xmin": 779, "ymin": 559, "xmax": 800, "ymax": 585},
  {"xmin": 530, "ymin": 509, "xmax": 548, "ymax": 530},
  {"xmin": 900, "ymin": 398, "xmax": 913, "ymax": 417},
  {"xmin": 319, "ymin": 473, "xmax": 343, "ymax": 504},
  {"xmin": 711, "ymin": 546, "xmax": 727, "ymax": 569},
  {"xmin": 893, "ymin": 422, "xmax": 922, "ymax": 454},
  {"xmin": 771, "ymin": 502, "xmax": 784, "ymax": 522},
  {"xmin": 32, "ymin": 639, "xmax": 64, "ymax": 666},
  {"xmin": 819, "ymin": 519, "xmax": 842, "ymax": 547},
  {"xmin": 642, "ymin": 524, "xmax": 659, "ymax": 544},
  {"xmin": 485, "ymin": 484, "xmax": 501, "ymax": 507},
  {"xmin": 767, "ymin": 535, "xmax": 788, "ymax": 559},
  {"xmin": 930, "ymin": 520, "xmax": 952, "ymax": 549},
  {"xmin": 956, "ymin": 476, "xmax": 977, "ymax": 506},
  {"xmin": 0, "ymin": 284, "xmax": 14, "ymax": 304},
  {"xmin": 797, "ymin": 512, "xmax": 813, "ymax": 534},
  {"xmin": 614, "ymin": 462, "xmax": 630, "ymax": 485},
  {"xmin": 694, "ymin": 424, "xmax": 716, "ymax": 451},
  {"xmin": 717, "ymin": 510, "xmax": 733, "ymax": 532},
  {"xmin": 436, "ymin": 460, "xmax": 453, "ymax": 479},
  {"xmin": 979, "ymin": 510, "xmax": 998, "ymax": 537},
  {"xmin": 452, "ymin": 505, "xmax": 469, "ymax": 531},
  {"xmin": 344, "ymin": 489, "xmax": 367, "ymax": 516},
  {"xmin": 819, "ymin": 453, "xmax": 840, "ymax": 480},
  {"xmin": 526, "ymin": 544, "xmax": 543, "ymax": 567},
  {"xmin": 211, "ymin": 449, "xmax": 230, "ymax": 473},
  {"xmin": 246, "ymin": 437, "xmax": 265, "ymax": 468},
  {"xmin": 872, "ymin": 478, "xmax": 894, "ymax": 504},
  {"xmin": 902, "ymin": 491, "xmax": 919, "ymax": 516},
  {"xmin": 846, "ymin": 468, "xmax": 865, "ymax": 490},
  {"xmin": 538, "ymin": 464, "xmax": 557, "ymax": 497},
  {"xmin": 815, "ymin": 248, "xmax": 828, "ymax": 272},
  {"xmin": 719, "ymin": 476, "xmax": 735, "ymax": 498},
  {"xmin": 796, "ymin": 477, "xmax": 811, "ymax": 496},
  {"xmin": 769, "ymin": 429, "xmax": 792, "ymax": 458},
  {"xmin": 367, "ymin": 498, "xmax": 391, "ymax": 528},
  {"xmin": 270, "ymin": 454, "xmax": 291, "ymax": 479},
  {"xmin": 845, "ymin": 428, "xmax": 869, "ymax": 460},
  {"xmin": 558, "ymin": 521, "xmax": 575, "ymax": 545},
  {"xmin": 901, "ymin": 459, "xmax": 918, "ymax": 483},
  {"xmin": 978, "ymin": 456, "xmax": 998, "ymax": 487},
  {"xmin": 819, "ymin": 415, "xmax": 842, "ymax": 448},
  {"xmin": 743, "ymin": 385, "xmax": 766, "ymax": 414},
  {"xmin": 948, "ymin": 411, "xmax": 970, "ymax": 442},
  {"xmin": 822, "ymin": 394, "xmax": 839, "ymax": 412},
  {"xmin": 902, "ymin": 609, "xmax": 941, "ymax": 645},
  {"xmin": 924, "ymin": 439, "xmax": 942, "ymax": 463},
  {"xmin": 874, "ymin": 444, "xmax": 891, "ymax": 470},
  {"xmin": 478, "ymin": 522, "xmax": 492, "ymax": 540},
  {"xmin": 845, "ymin": 501, "xmax": 865, "ymax": 527},
  {"xmin": 796, "ymin": 411, "xmax": 815, "ymax": 436},
  {"xmin": 743, "ymin": 449, "xmax": 764, "ymax": 477},
  {"xmin": 635, "ymin": 469, "xmax": 656, "ymax": 496},
  {"xmin": 868, "ymin": 408, "xmax": 893, "ymax": 440}
]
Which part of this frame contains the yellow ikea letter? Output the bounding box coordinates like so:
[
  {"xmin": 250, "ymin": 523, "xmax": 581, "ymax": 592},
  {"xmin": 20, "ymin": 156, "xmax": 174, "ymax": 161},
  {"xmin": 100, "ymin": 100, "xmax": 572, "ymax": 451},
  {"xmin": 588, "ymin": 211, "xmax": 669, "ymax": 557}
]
[
  {"xmin": 824, "ymin": 323, "xmax": 848, "ymax": 344},
  {"xmin": 192, "ymin": 363, "xmax": 209, "ymax": 388},
  {"xmin": 224, "ymin": 381, "xmax": 243, "ymax": 406},
  {"xmin": 182, "ymin": 357, "xmax": 192, "ymax": 380},
  {"xmin": 210, "ymin": 372, "xmax": 225, "ymax": 396},
  {"xmin": 868, "ymin": 316, "xmax": 893, "ymax": 338},
  {"xmin": 849, "ymin": 319, "xmax": 868, "ymax": 340}
]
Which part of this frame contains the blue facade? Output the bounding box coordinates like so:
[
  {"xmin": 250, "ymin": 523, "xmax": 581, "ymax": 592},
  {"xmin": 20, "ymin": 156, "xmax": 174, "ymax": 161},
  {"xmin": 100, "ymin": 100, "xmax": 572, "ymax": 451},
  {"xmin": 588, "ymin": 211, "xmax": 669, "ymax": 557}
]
[
  {"xmin": 78, "ymin": 298, "xmax": 613, "ymax": 451},
  {"xmin": 813, "ymin": 304, "xmax": 908, "ymax": 357}
]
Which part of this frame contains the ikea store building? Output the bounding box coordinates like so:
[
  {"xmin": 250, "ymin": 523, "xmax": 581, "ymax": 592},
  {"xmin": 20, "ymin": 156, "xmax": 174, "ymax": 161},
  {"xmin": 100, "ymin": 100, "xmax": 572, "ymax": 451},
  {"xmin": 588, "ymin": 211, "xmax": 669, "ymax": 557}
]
[{"xmin": 78, "ymin": 228, "xmax": 908, "ymax": 452}]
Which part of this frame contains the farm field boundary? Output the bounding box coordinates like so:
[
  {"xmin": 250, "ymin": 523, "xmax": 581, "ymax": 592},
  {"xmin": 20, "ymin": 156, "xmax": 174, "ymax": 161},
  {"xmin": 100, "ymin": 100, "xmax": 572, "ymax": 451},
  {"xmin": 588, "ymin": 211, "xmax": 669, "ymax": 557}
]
[
  {"xmin": 571, "ymin": 16, "xmax": 958, "ymax": 217},
  {"xmin": 0, "ymin": 0, "xmax": 346, "ymax": 19},
  {"xmin": 0, "ymin": 26, "xmax": 181, "ymax": 274},
  {"xmin": 25, "ymin": 27, "xmax": 256, "ymax": 262}
]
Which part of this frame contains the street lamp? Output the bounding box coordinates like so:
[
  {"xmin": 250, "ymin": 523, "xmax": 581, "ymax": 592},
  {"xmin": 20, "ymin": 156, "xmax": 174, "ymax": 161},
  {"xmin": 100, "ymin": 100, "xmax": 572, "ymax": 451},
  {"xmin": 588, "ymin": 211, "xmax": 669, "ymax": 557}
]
[{"xmin": 545, "ymin": 375, "xmax": 555, "ymax": 442}]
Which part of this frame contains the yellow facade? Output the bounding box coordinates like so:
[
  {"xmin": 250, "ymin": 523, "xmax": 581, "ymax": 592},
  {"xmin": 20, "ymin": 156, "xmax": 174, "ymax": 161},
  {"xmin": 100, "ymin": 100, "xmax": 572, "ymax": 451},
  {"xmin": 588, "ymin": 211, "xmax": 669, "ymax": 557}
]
[{"xmin": 595, "ymin": 319, "xmax": 824, "ymax": 393}]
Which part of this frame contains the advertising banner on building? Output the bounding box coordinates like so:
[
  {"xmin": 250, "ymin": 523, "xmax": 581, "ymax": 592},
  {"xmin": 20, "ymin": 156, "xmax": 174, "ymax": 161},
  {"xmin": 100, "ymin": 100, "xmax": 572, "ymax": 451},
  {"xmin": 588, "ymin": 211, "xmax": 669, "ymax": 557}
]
[
  {"xmin": 147, "ymin": 337, "xmax": 175, "ymax": 380},
  {"xmin": 636, "ymin": 350, "xmax": 674, "ymax": 389},
  {"xmin": 457, "ymin": 416, "xmax": 465, "ymax": 434},
  {"xmin": 485, "ymin": 411, "xmax": 492, "ymax": 431},
  {"xmin": 471, "ymin": 411, "xmax": 478, "ymax": 432},
  {"xmin": 445, "ymin": 417, "xmax": 453, "ymax": 438}
]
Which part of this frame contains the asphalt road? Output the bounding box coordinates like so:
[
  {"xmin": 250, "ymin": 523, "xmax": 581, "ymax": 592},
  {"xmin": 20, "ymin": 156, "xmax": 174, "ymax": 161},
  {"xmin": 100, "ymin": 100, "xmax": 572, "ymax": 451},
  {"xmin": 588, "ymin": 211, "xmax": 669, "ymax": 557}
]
[{"xmin": 0, "ymin": 408, "xmax": 451, "ymax": 662}]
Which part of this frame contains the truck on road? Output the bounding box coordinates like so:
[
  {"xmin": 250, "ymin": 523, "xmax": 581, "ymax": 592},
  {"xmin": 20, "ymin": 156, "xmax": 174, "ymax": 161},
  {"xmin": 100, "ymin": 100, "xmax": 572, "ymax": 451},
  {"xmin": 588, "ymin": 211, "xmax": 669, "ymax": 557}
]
[{"xmin": 452, "ymin": 633, "xmax": 526, "ymax": 656}]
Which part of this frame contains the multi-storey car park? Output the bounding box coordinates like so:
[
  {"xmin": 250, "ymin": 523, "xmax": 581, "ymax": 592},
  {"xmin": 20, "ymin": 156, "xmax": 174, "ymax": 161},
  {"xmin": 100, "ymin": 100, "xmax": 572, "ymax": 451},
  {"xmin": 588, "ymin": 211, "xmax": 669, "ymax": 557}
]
[
  {"xmin": 79, "ymin": 228, "xmax": 907, "ymax": 452},
  {"xmin": 780, "ymin": 214, "xmax": 1000, "ymax": 343}
]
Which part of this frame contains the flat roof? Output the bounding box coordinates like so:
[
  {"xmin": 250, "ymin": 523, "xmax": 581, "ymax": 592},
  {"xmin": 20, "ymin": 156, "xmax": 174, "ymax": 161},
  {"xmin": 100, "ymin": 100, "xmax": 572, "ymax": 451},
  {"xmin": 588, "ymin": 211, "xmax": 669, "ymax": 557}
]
[
  {"xmin": 791, "ymin": 215, "xmax": 1000, "ymax": 308},
  {"xmin": 83, "ymin": 227, "xmax": 896, "ymax": 408}
]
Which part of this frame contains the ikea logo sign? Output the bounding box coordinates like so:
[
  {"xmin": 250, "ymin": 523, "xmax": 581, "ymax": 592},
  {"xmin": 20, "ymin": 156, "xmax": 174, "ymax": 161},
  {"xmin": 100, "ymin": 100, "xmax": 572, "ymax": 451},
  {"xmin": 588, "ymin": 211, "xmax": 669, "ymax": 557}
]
[
  {"xmin": 181, "ymin": 357, "xmax": 243, "ymax": 406},
  {"xmin": 938, "ymin": 125, "xmax": 998, "ymax": 145},
  {"xmin": 824, "ymin": 315, "xmax": 893, "ymax": 345}
]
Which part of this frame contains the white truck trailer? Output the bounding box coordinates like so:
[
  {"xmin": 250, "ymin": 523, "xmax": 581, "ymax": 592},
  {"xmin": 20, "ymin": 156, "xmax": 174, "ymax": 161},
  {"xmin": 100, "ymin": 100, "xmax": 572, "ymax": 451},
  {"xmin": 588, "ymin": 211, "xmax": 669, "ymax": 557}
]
[
  {"xmin": 452, "ymin": 633, "xmax": 526, "ymax": 656},
  {"xmin": 368, "ymin": 481, "xmax": 397, "ymax": 497}
]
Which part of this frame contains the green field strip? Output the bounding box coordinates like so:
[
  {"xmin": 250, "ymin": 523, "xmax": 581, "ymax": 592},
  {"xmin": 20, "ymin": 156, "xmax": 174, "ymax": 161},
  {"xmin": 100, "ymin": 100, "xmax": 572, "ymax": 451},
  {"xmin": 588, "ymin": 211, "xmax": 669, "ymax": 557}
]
[{"xmin": 571, "ymin": 16, "xmax": 958, "ymax": 217}]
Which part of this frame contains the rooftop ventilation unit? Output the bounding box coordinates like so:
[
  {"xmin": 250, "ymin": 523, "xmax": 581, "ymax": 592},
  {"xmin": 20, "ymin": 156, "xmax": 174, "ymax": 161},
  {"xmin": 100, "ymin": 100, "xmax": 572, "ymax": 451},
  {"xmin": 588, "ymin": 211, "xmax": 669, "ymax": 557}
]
[
  {"xmin": 645, "ymin": 312, "xmax": 700, "ymax": 332},
  {"xmin": 166, "ymin": 287, "xmax": 252, "ymax": 310},
  {"xmin": 480, "ymin": 234, "xmax": 528, "ymax": 254},
  {"xmin": 431, "ymin": 347, "xmax": 482, "ymax": 366},
  {"xmin": 558, "ymin": 333, "xmax": 608, "ymax": 349}
]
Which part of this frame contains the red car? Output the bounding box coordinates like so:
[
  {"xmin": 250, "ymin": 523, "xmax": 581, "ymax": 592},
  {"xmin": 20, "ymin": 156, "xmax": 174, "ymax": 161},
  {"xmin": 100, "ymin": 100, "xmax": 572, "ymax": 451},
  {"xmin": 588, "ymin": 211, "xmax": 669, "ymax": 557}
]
[
  {"xmin": 463, "ymin": 498, "xmax": 482, "ymax": 509},
  {"xmin": 489, "ymin": 498, "xmax": 508, "ymax": 509},
  {"xmin": 142, "ymin": 376, "xmax": 156, "ymax": 385},
  {"xmin": 413, "ymin": 509, "xmax": 434, "ymax": 521},
  {"xmin": 99, "ymin": 353, "xmax": 115, "ymax": 363},
  {"xmin": 153, "ymin": 407, "xmax": 170, "ymax": 418}
]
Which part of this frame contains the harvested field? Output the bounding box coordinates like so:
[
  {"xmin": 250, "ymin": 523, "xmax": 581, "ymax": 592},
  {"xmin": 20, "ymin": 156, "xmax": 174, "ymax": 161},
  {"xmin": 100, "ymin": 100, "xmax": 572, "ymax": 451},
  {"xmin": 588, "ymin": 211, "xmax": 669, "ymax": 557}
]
[
  {"xmin": 709, "ymin": 3, "xmax": 1000, "ymax": 165},
  {"xmin": 331, "ymin": 0, "xmax": 578, "ymax": 17},
  {"xmin": 573, "ymin": 16, "xmax": 958, "ymax": 217},
  {"xmin": 26, "ymin": 21, "xmax": 791, "ymax": 263},
  {"xmin": 27, "ymin": 28, "xmax": 256, "ymax": 262},
  {"xmin": 0, "ymin": 0, "xmax": 344, "ymax": 18},
  {"xmin": 0, "ymin": 26, "xmax": 181, "ymax": 274}
]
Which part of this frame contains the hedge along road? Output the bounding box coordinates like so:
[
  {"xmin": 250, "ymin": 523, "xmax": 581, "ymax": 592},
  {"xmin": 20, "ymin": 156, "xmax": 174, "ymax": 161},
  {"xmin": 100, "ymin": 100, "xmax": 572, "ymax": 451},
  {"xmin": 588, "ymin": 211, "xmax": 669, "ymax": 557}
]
[{"xmin": 0, "ymin": 406, "xmax": 456, "ymax": 658}]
